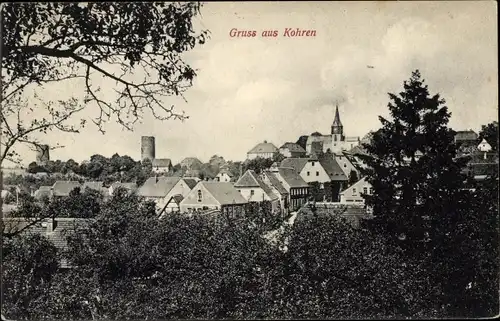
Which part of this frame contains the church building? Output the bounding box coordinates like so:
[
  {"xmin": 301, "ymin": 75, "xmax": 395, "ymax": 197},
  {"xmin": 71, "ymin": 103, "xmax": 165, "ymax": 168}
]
[{"xmin": 306, "ymin": 104, "xmax": 360, "ymax": 155}]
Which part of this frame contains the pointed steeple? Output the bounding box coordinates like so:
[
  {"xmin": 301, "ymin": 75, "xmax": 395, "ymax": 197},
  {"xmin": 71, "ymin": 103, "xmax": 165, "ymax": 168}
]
[
  {"xmin": 332, "ymin": 103, "xmax": 342, "ymax": 127},
  {"xmin": 331, "ymin": 103, "xmax": 344, "ymax": 135}
]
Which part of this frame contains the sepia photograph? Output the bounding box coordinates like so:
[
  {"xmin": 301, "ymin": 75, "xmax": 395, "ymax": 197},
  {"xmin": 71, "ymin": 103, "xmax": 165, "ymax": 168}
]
[{"xmin": 1, "ymin": 1, "xmax": 498, "ymax": 320}]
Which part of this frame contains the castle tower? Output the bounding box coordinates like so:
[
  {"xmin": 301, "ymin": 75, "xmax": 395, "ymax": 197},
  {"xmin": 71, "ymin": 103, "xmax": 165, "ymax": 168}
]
[
  {"xmin": 35, "ymin": 144, "xmax": 50, "ymax": 165},
  {"xmin": 331, "ymin": 104, "xmax": 344, "ymax": 142},
  {"xmin": 141, "ymin": 136, "xmax": 155, "ymax": 162}
]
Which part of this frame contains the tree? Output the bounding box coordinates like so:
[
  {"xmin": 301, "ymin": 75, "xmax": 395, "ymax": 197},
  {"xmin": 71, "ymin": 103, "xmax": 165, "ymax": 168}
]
[
  {"xmin": 360, "ymin": 70, "xmax": 470, "ymax": 251},
  {"xmin": 295, "ymin": 135, "xmax": 309, "ymax": 150},
  {"xmin": 347, "ymin": 170, "xmax": 358, "ymax": 185},
  {"xmin": 359, "ymin": 70, "xmax": 498, "ymax": 317},
  {"xmin": 478, "ymin": 121, "xmax": 498, "ymax": 151},
  {"xmin": 243, "ymin": 157, "xmax": 274, "ymax": 175},
  {"xmin": 1, "ymin": 3, "xmax": 209, "ymax": 166}
]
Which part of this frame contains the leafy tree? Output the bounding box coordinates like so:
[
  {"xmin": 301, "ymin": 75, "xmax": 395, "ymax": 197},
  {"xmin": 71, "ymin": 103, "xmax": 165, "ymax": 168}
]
[
  {"xmin": 478, "ymin": 121, "xmax": 498, "ymax": 151},
  {"xmin": 1, "ymin": 234, "xmax": 60, "ymax": 320},
  {"xmin": 242, "ymin": 157, "xmax": 274, "ymax": 175},
  {"xmin": 1, "ymin": 3, "xmax": 209, "ymax": 166}
]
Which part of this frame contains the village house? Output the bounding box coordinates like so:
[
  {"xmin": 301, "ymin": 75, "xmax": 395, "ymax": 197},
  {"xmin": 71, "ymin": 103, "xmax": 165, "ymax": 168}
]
[
  {"xmin": 152, "ymin": 158, "xmax": 173, "ymax": 174},
  {"xmin": 334, "ymin": 152, "xmax": 360, "ymax": 178},
  {"xmin": 215, "ymin": 169, "xmax": 233, "ymax": 182},
  {"xmin": 262, "ymin": 167, "xmax": 309, "ymax": 211},
  {"xmin": 280, "ymin": 156, "xmax": 331, "ymax": 184},
  {"xmin": 247, "ymin": 140, "xmax": 279, "ymax": 160},
  {"xmin": 138, "ymin": 176, "xmax": 198, "ymax": 214},
  {"xmin": 52, "ymin": 181, "xmax": 81, "ymax": 198},
  {"xmin": 234, "ymin": 170, "xmax": 281, "ymax": 212},
  {"xmin": 108, "ymin": 182, "xmax": 138, "ymax": 196},
  {"xmin": 82, "ymin": 181, "xmax": 108, "ymax": 195},
  {"xmin": 179, "ymin": 181, "xmax": 248, "ymax": 215},
  {"xmin": 316, "ymin": 154, "xmax": 349, "ymax": 202},
  {"xmin": 279, "ymin": 142, "xmax": 307, "ymax": 158},
  {"xmin": 34, "ymin": 186, "xmax": 53, "ymax": 200},
  {"xmin": 2, "ymin": 217, "xmax": 92, "ymax": 268},
  {"xmin": 340, "ymin": 176, "xmax": 373, "ymax": 204}
]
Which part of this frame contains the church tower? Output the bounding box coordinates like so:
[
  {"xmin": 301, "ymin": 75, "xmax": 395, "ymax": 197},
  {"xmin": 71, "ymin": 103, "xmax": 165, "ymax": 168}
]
[{"xmin": 331, "ymin": 104, "xmax": 344, "ymax": 142}]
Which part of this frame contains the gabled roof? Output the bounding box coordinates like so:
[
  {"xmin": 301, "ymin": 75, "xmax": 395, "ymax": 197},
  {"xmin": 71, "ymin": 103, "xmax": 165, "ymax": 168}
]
[
  {"xmin": 181, "ymin": 178, "xmax": 198, "ymax": 189},
  {"xmin": 341, "ymin": 177, "xmax": 370, "ymax": 195},
  {"xmin": 152, "ymin": 158, "xmax": 172, "ymax": 168},
  {"xmin": 199, "ymin": 181, "xmax": 247, "ymax": 205},
  {"xmin": 280, "ymin": 158, "xmax": 309, "ymax": 174},
  {"xmin": 52, "ymin": 181, "xmax": 81, "ymax": 197},
  {"xmin": 279, "ymin": 142, "xmax": 306, "ymax": 153},
  {"xmin": 248, "ymin": 141, "xmax": 278, "ymax": 154},
  {"xmin": 234, "ymin": 170, "xmax": 279, "ymax": 201},
  {"xmin": 138, "ymin": 177, "xmax": 181, "ymax": 198},
  {"xmin": 318, "ymin": 155, "xmax": 348, "ymax": 181},
  {"xmin": 455, "ymin": 130, "xmax": 478, "ymax": 141},
  {"xmin": 263, "ymin": 172, "xmax": 289, "ymax": 195},
  {"xmin": 217, "ymin": 169, "xmax": 233, "ymax": 177},
  {"xmin": 82, "ymin": 181, "xmax": 106, "ymax": 192},
  {"xmin": 277, "ymin": 167, "xmax": 310, "ymax": 188},
  {"xmin": 234, "ymin": 170, "xmax": 260, "ymax": 187},
  {"xmin": 347, "ymin": 145, "xmax": 369, "ymax": 156}
]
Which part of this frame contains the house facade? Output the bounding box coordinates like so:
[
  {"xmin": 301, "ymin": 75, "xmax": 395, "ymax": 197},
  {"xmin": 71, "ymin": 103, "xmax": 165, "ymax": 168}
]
[
  {"xmin": 247, "ymin": 141, "xmax": 279, "ymax": 160},
  {"xmin": 215, "ymin": 170, "xmax": 233, "ymax": 182},
  {"xmin": 179, "ymin": 181, "xmax": 248, "ymax": 214},
  {"xmin": 234, "ymin": 170, "xmax": 281, "ymax": 212},
  {"xmin": 280, "ymin": 157, "xmax": 331, "ymax": 184},
  {"xmin": 279, "ymin": 142, "xmax": 307, "ymax": 158},
  {"xmin": 340, "ymin": 177, "xmax": 373, "ymax": 204},
  {"xmin": 152, "ymin": 158, "xmax": 173, "ymax": 174},
  {"xmin": 263, "ymin": 167, "xmax": 309, "ymax": 211},
  {"xmin": 138, "ymin": 177, "xmax": 196, "ymax": 211},
  {"xmin": 334, "ymin": 153, "xmax": 360, "ymax": 178}
]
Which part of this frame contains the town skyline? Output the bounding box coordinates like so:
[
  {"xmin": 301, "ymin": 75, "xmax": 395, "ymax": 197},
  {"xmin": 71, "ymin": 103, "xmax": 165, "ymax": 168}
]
[{"xmin": 8, "ymin": 1, "xmax": 498, "ymax": 166}]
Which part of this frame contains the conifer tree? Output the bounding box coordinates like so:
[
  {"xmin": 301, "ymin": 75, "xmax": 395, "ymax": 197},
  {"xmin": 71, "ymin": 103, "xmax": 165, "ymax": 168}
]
[{"xmin": 359, "ymin": 70, "xmax": 470, "ymax": 253}]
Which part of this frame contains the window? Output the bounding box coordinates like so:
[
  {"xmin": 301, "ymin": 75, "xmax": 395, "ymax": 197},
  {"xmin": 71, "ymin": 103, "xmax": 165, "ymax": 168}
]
[
  {"xmin": 344, "ymin": 164, "xmax": 347, "ymax": 168},
  {"xmin": 250, "ymin": 190, "xmax": 255, "ymax": 196},
  {"xmin": 197, "ymin": 190, "xmax": 202, "ymax": 202},
  {"xmin": 369, "ymin": 188, "xmax": 373, "ymax": 194},
  {"xmin": 363, "ymin": 187, "xmax": 368, "ymax": 194},
  {"xmin": 353, "ymin": 188, "xmax": 357, "ymax": 195},
  {"xmin": 307, "ymin": 171, "xmax": 310, "ymax": 176},
  {"xmin": 311, "ymin": 162, "xmax": 315, "ymax": 166}
]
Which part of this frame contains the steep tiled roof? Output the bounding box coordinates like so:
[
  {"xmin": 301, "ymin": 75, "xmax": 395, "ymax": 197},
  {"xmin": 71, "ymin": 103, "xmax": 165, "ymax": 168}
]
[
  {"xmin": 181, "ymin": 178, "xmax": 198, "ymax": 189},
  {"xmin": 264, "ymin": 172, "xmax": 289, "ymax": 195},
  {"xmin": 455, "ymin": 130, "xmax": 478, "ymax": 141},
  {"xmin": 234, "ymin": 170, "xmax": 260, "ymax": 187},
  {"xmin": 318, "ymin": 155, "xmax": 348, "ymax": 181},
  {"xmin": 152, "ymin": 158, "xmax": 172, "ymax": 168},
  {"xmin": 248, "ymin": 141, "xmax": 278, "ymax": 154},
  {"xmin": 277, "ymin": 167, "xmax": 309, "ymax": 188},
  {"xmin": 52, "ymin": 181, "xmax": 81, "ymax": 197},
  {"xmin": 280, "ymin": 158, "xmax": 308, "ymax": 174},
  {"xmin": 138, "ymin": 177, "xmax": 181, "ymax": 198},
  {"xmin": 201, "ymin": 182, "xmax": 248, "ymax": 205},
  {"xmin": 279, "ymin": 142, "xmax": 306, "ymax": 153},
  {"xmin": 82, "ymin": 181, "xmax": 107, "ymax": 194},
  {"xmin": 234, "ymin": 170, "xmax": 279, "ymax": 200}
]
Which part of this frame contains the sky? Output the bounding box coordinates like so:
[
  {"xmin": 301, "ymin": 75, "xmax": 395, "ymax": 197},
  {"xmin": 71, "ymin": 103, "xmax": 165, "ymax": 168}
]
[{"xmin": 6, "ymin": 1, "xmax": 498, "ymax": 166}]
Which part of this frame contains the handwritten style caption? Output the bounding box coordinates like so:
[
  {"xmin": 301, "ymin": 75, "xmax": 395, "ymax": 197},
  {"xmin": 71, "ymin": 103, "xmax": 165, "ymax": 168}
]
[{"xmin": 229, "ymin": 28, "xmax": 317, "ymax": 38}]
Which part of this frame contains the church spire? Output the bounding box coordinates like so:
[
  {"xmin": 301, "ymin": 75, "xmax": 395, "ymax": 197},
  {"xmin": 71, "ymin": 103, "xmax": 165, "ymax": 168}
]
[
  {"xmin": 331, "ymin": 103, "xmax": 344, "ymax": 135},
  {"xmin": 332, "ymin": 103, "xmax": 342, "ymax": 127}
]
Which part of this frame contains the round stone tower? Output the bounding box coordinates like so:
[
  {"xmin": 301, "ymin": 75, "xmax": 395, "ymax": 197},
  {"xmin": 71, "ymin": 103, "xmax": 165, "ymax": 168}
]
[
  {"xmin": 141, "ymin": 136, "xmax": 155, "ymax": 162},
  {"xmin": 35, "ymin": 144, "xmax": 50, "ymax": 165}
]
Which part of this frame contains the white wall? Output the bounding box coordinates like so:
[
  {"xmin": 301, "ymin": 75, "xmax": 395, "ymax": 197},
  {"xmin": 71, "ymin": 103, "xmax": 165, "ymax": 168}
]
[{"xmin": 299, "ymin": 160, "xmax": 330, "ymax": 183}]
